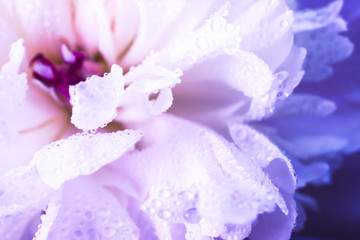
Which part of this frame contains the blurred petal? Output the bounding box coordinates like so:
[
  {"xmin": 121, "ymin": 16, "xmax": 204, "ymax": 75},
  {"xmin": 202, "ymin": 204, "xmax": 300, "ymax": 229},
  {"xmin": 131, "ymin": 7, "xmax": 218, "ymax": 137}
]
[
  {"xmin": 35, "ymin": 177, "xmax": 139, "ymax": 240},
  {"xmin": 295, "ymin": 0, "xmax": 354, "ymax": 82}
]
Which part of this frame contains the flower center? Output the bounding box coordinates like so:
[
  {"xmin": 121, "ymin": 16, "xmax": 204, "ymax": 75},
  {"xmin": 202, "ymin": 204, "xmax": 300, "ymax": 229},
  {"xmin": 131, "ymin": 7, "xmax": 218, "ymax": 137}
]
[{"xmin": 30, "ymin": 44, "xmax": 104, "ymax": 105}]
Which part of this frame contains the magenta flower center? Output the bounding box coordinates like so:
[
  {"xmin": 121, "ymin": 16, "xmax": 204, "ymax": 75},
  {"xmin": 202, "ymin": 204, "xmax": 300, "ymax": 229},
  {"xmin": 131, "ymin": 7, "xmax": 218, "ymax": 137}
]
[{"xmin": 30, "ymin": 45, "xmax": 99, "ymax": 105}]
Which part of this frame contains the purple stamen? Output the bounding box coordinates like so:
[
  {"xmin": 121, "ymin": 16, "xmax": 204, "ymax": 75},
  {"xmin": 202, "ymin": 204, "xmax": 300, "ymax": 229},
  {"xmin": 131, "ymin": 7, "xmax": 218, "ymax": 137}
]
[
  {"xmin": 30, "ymin": 54, "xmax": 58, "ymax": 86},
  {"xmin": 30, "ymin": 45, "xmax": 87, "ymax": 104}
]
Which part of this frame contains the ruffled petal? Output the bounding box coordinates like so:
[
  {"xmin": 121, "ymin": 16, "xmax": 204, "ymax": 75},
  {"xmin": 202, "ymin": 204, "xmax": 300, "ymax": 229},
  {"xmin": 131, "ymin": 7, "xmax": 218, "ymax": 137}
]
[
  {"xmin": 111, "ymin": 115, "xmax": 294, "ymax": 238},
  {"xmin": 70, "ymin": 64, "xmax": 125, "ymax": 131},
  {"xmin": 0, "ymin": 40, "xmax": 69, "ymax": 175},
  {"xmin": 114, "ymin": 59, "xmax": 182, "ymax": 122}
]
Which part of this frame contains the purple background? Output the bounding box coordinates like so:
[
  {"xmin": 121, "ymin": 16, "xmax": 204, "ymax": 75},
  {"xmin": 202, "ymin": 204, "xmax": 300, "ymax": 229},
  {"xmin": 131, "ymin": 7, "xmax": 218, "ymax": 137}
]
[{"xmin": 292, "ymin": 1, "xmax": 360, "ymax": 239}]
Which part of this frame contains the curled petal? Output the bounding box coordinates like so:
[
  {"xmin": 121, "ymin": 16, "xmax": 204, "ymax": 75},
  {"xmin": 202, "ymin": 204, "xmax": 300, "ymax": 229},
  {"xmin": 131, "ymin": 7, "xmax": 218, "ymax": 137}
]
[{"xmin": 116, "ymin": 60, "xmax": 182, "ymax": 122}]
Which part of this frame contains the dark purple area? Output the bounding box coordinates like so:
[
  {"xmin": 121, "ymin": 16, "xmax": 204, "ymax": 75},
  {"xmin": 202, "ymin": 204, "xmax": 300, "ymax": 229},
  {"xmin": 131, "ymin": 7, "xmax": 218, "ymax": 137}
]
[
  {"xmin": 292, "ymin": 152, "xmax": 360, "ymax": 240},
  {"xmin": 293, "ymin": 1, "xmax": 360, "ymax": 239},
  {"xmin": 30, "ymin": 46, "xmax": 85, "ymax": 103}
]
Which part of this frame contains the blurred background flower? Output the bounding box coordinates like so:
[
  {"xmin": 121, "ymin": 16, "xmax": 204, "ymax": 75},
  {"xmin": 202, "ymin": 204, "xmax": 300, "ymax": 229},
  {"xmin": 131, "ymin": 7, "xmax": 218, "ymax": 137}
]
[{"xmin": 288, "ymin": 0, "xmax": 360, "ymax": 239}]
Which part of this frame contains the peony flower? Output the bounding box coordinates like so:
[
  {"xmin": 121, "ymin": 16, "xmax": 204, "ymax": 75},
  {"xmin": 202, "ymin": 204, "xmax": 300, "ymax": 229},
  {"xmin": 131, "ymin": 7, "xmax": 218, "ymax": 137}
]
[{"xmin": 0, "ymin": 0, "xmax": 357, "ymax": 239}]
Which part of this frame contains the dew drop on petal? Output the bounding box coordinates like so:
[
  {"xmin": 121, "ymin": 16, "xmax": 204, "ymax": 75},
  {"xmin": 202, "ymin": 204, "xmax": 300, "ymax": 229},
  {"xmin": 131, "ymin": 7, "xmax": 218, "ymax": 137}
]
[
  {"xmin": 86, "ymin": 228, "xmax": 100, "ymax": 240},
  {"xmin": 103, "ymin": 227, "xmax": 116, "ymax": 237},
  {"xmin": 158, "ymin": 189, "xmax": 172, "ymax": 198},
  {"xmin": 280, "ymin": 20, "xmax": 289, "ymax": 28},
  {"xmin": 158, "ymin": 210, "xmax": 172, "ymax": 219},
  {"xmin": 196, "ymin": 36, "xmax": 209, "ymax": 50},
  {"xmin": 183, "ymin": 208, "xmax": 201, "ymax": 224},
  {"xmin": 211, "ymin": 19, "xmax": 222, "ymax": 32},
  {"xmin": 73, "ymin": 230, "xmax": 83, "ymax": 238}
]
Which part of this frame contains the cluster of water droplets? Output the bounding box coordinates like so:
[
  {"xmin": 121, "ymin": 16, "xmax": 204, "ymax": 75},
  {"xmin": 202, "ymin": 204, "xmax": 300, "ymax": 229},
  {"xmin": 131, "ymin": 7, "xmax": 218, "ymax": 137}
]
[
  {"xmin": 246, "ymin": 70, "xmax": 291, "ymax": 120},
  {"xmin": 165, "ymin": 2, "xmax": 242, "ymax": 69},
  {"xmin": 229, "ymin": 123, "xmax": 287, "ymax": 169},
  {"xmin": 141, "ymin": 187, "xmax": 201, "ymax": 225},
  {"xmin": 241, "ymin": 8, "xmax": 293, "ymax": 51}
]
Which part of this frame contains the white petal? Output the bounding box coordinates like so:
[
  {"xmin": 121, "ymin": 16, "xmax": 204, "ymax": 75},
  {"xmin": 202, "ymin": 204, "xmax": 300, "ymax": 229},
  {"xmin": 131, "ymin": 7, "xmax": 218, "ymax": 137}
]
[
  {"xmin": 70, "ymin": 64, "xmax": 125, "ymax": 131},
  {"xmin": 1, "ymin": 38, "xmax": 25, "ymax": 74},
  {"xmin": 122, "ymin": 0, "xmax": 187, "ymax": 66},
  {"xmin": 32, "ymin": 130, "xmax": 143, "ymax": 189},
  {"xmin": 11, "ymin": 0, "xmax": 76, "ymax": 58},
  {"xmin": 171, "ymin": 80, "xmax": 249, "ymax": 135},
  {"xmin": 116, "ymin": 60, "xmax": 181, "ymax": 122},
  {"xmin": 0, "ymin": 17, "xmax": 18, "ymax": 66},
  {"xmin": 0, "ymin": 39, "xmax": 27, "ymax": 114},
  {"xmin": 180, "ymin": 50, "xmax": 273, "ymax": 98}
]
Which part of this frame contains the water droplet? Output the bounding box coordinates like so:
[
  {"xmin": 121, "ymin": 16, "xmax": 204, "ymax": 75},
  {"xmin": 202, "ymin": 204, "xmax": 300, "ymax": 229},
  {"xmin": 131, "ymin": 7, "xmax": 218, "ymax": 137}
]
[
  {"xmin": 196, "ymin": 36, "xmax": 209, "ymax": 50},
  {"xmin": 151, "ymin": 199, "xmax": 162, "ymax": 208},
  {"xmin": 158, "ymin": 210, "xmax": 172, "ymax": 219},
  {"xmin": 277, "ymin": 91, "xmax": 284, "ymax": 98},
  {"xmin": 112, "ymin": 219, "xmax": 124, "ymax": 228},
  {"xmin": 267, "ymin": 194, "xmax": 274, "ymax": 200},
  {"xmin": 225, "ymin": 24, "xmax": 234, "ymax": 32},
  {"xmin": 73, "ymin": 230, "xmax": 83, "ymax": 238},
  {"xmin": 158, "ymin": 189, "xmax": 172, "ymax": 198},
  {"xmin": 259, "ymin": 94, "xmax": 269, "ymax": 102},
  {"xmin": 98, "ymin": 208, "xmax": 110, "ymax": 216},
  {"xmin": 235, "ymin": 36, "xmax": 242, "ymax": 43},
  {"xmin": 74, "ymin": 192, "xmax": 82, "ymax": 199},
  {"xmin": 103, "ymin": 227, "xmax": 116, "ymax": 237},
  {"xmin": 183, "ymin": 208, "xmax": 201, "ymax": 224},
  {"xmin": 149, "ymin": 208, "xmax": 156, "ymax": 214},
  {"xmin": 178, "ymin": 191, "xmax": 196, "ymax": 201},
  {"xmin": 236, "ymin": 129, "xmax": 247, "ymax": 141},
  {"xmin": 84, "ymin": 211, "xmax": 95, "ymax": 221},
  {"xmin": 62, "ymin": 218, "xmax": 70, "ymax": 226},
  {"xmin": 280, "ymin": 20, "xmax": 288, "ymax": 28},
  {"xmin": 61, "ymin": 228, "xmax": 69, "ymax": 236},
  {"xmin": 86, "ymin": 228, "xmax": 100, "ymax": 240},
  {"xmin": 211, "ymin": 19, "xmax": 221, "ymax": 32},
  {"xmin": 275, "ymin": 71, "xmax": 289, "ymax": 82}
]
